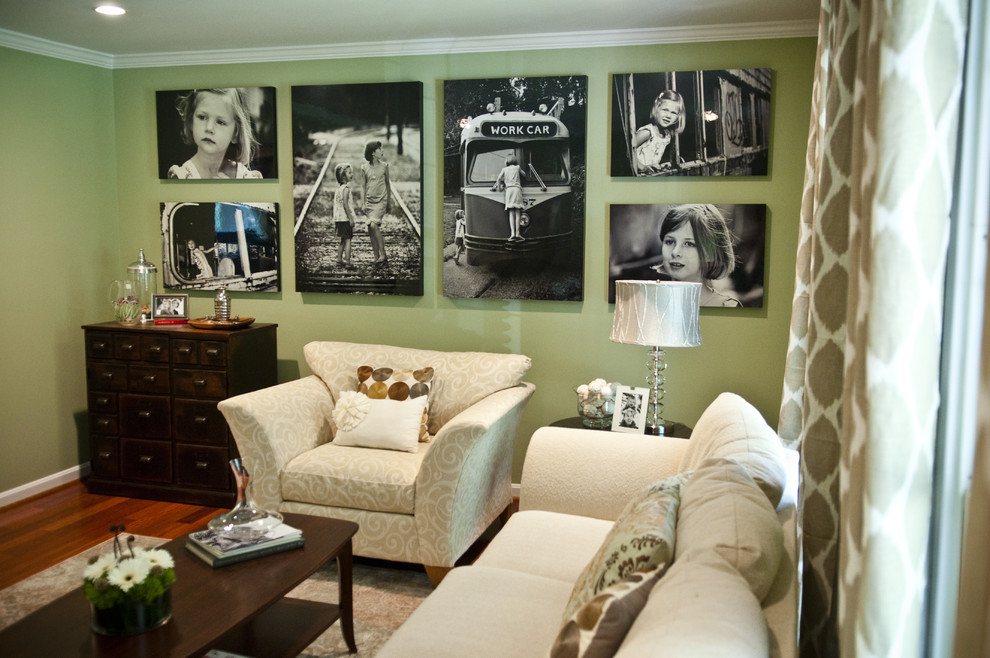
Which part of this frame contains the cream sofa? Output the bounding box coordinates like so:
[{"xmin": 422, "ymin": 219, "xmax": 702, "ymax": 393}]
[
  {"xmin": 217, "ymin": 341, "xmax": 535, "ymax": 584},
  {"xmin": 379, "ymin": 392, "xmax": 799, "ymax": 657}
]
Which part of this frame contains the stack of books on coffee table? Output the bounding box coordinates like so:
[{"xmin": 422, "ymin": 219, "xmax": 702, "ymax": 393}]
[{"xmin": 186, "ymin": 523, "xmax": 304, "ymax": 567}]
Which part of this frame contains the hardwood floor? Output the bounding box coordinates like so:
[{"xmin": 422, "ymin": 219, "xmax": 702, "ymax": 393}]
[
  {"xmin": 0, "ymin": 480, "xmax": 517, "ymax": 592},
  {"xmin": 0, "ymin": 480, "xmax": 222, "ymax": 590}
]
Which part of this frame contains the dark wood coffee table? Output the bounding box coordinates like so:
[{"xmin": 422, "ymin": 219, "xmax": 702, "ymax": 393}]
[{"xmin": 0, "ymin": 513, "xmax": 358, "ymax": 657}]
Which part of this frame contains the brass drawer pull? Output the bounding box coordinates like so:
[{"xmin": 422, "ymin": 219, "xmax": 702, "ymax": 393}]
[
  {"xmin": 137, "ymin": 411, "xmax": 152, "ymax": 419},
  {"xmin": 121, "ymin": 343, "xmax": 135, "ymax": 352},
  {"xmin": 139, "ymin": 455, "xmax": 154, "ymax": 464},
  {"xmin": 149, "ymin": 345, "xmax": 163, "ymax": 354},
  {"xmin": 177, "ymin": 346, "xmax": 192, "ymax": 355},
  {"xmin": 194, "ymin": 416, "xmax": 209, "ymax": 425},
  {"xmin": 195, "ymin": 461, "xmax": 210, "ymax": 470},
  {"xmin": 193, "ymin": 379, "xmax": 207, "ymax": 387},
  {"xmin": 95, "ymin": 397, "xmax": 110, "ymax": 407},
  {"xmin": 100, "ymin": 372, "xmax": 114, "ymax": 380},
  {"xmin": 143, "ymin": 375, "xmax": 157, "ymax": 383},
  {"xmin": 98, "ymin": 451, "xmax": 112, "ymax": 460},
  {"xmin": 206, "ymin": 348, "xmax": 221, "ymax": 357},
  {"xmin": 96, "ymin": 419, "xmax": 110, "ymax": 428},
  {"xmin": 92, "ymin": 342, "xmax": 107, "ymax": 351}
]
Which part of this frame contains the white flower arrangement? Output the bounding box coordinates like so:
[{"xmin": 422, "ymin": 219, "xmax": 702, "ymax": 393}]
[
  {"xmin": 83, "ymin": 526, "xmax": 175, "ymax": 609},
  {"xmin": 333, "ymin": 390, "xmax": 371, "ymax": 431}
]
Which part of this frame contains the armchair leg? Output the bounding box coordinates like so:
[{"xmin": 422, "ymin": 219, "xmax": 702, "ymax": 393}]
[{"xmin": 424, "ymin": 565, "xmax": 452, "ymax": 587}]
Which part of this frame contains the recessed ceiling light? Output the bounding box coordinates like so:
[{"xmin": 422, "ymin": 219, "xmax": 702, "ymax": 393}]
[{"xmin": 95, "ymin": 5, "xmax": 126, "ymax": 16}]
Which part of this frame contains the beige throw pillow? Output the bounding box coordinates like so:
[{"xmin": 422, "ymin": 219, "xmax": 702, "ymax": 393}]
[
  {"xmin": 561, "ymin": 472, "xmax": 689, "ymax": 621},
  {"xmin": 675, "ymin": 456, "xmax": 783, "ymax": 601},
  {"xmin": 331, "ymin": 395, "xmax": 427, "ymax": 453}
]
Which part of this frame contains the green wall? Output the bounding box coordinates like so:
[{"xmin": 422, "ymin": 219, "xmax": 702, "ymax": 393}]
[
  {"xmin": 1, "ymin": 47, "xmax": 119, "ymax": 493},
  {"xmin": 0, "ymin": 37, "xmax": 815, "ymax": 495}
]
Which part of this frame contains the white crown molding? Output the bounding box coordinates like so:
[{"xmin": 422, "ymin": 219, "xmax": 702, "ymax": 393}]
[
  {"xmin": 0, "ymin": 28, "xmax": 114, "ymax": 68},
  {"xmin": 2, "ymin": 20, "xmax": 817, "ymax": 70}
]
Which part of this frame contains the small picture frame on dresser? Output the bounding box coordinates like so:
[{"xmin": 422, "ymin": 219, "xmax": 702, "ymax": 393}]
[
  {"xmin": 612, "ymin": 386, "xmax": 649, "ymax": 433},
  {"xmin": 152, "ymin": 293, "xmax": 189, "ymax": 324}
]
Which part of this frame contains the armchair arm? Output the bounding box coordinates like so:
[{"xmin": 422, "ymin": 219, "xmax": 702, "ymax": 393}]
[
  {"xmin": 519, "ymin": 426, "xmax": 690, "ymax": 521},
  {"xmin": 217, "ymin": 375, "xmax": 334, "ymax": 512},
  {"xmin": 414, "ymin": 382, "xmax": 536, "ymax": 567}
]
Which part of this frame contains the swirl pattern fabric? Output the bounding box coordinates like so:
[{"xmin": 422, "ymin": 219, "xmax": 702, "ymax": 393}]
[{"xmin": 219, "ymin": 343, "xmax": 535, "ymax": 571}]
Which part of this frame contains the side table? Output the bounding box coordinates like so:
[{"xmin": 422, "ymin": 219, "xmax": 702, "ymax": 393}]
[{"xmin": 549, "ymin": 416, "xmax": 693, "ymax": 438}]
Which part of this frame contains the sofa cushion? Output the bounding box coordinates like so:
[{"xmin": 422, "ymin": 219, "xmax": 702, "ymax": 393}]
[
  {"xmin": 281, "ymin": 441, "xmax": 427, "ymax": 514},
  {"xmin": 378, "ymin": 566, "xmax": 573, "ymax": 658},
  {"xmin": 474, "ymin": 510, "xmax": 613, "ymax": 583},
  {"xmin": 331, "ymin": 395, "xmax": 427, "ymax": 452},
  {"xmin": 551, "ymin": 565, "xmax": 665, "ymax": 658},
  {"xmin": 674, "ymin": 457, "xmax": 783, "ymax": 602},
  {"xmin": 561, "ymin": 472, "xmax": 688, "ymax": 620},
  {"xmin": 357, "ymin": 364, "xmax": 433, "ymax": 441},
  {"xmin": 616, "ymin": 551, "xmax": 769, "ymax": 657},
  {"xmin": 304, "ymin": 341, "xmax": 531, "ymax": 434},
  {"xmin": 678, "ymin": 392, "xmax": 788, "ymax": 506}
]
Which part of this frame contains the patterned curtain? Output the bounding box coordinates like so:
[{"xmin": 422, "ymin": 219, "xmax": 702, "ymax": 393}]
[{"xmin": 778, "ymin": 0, "xmax": 967, "ymax": 655}]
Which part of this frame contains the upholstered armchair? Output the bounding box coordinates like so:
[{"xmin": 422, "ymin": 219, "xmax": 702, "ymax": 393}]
[{"xmin": 217, "ymin": 341, "xmax": 535, "ymax": 585}]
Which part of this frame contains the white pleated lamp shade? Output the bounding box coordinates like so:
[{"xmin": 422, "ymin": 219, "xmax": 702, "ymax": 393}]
[{"xmin": 610, "ymin": 280, "xmax": 702, "ymax": 347}]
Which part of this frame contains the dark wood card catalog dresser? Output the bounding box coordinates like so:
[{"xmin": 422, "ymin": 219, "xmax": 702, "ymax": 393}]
[{"xmin": 82, "ymin": 321, "xmax": 277, "ymax": 506}]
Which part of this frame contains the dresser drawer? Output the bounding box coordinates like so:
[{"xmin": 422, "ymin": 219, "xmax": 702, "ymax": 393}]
[
  {"xmin": 173, "ymin": 368, "xmax": 227, "ymax": 398},
  {"xmin": 172, "ymin": 340, "xmax": 227, "ymax": 366},
  {"xmin": 174, "ymin": 398, "xmax": 227, "ymax": 445},
  {"xmin": 85, "ymin": 332, "xmax": 114, "ymax": 359},
  {"xmin": 128, "ymin": 364, "xmax": 170, "ymax": 394},
  {"xmin": 121, "ymin": 438, "xmax": 172, "ymax": 483},
  {"xmin": 86, "ymin": 362, "xmax": 128, "ymax": 392},
  {"xmin": 141, "ymin": 335, "xmax": 170, "ymax": 362},
  {"xmin": 88, "ymin": 392, "xmax": 117, "ymax": 414},
  {"xmin": 175, "ymin": 444, "xmax": 230, "ymax": 489},
  {"xmin": 120, "ymin": 394, "xmax": 171, "ymax": 439},
  {"xmin": 113, "ymin": 334, "xmax": 142, "ymax": 361},
  {"xmin": 91, "ymin": 437, "xmax": 119, "ymax": 478},
  {"xmin": 90, "ymin": 413, "xmax": 118, "ymax": 435}
]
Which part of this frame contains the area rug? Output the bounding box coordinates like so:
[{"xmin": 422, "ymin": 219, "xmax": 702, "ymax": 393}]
[{"xmin": 0, "ymin": 535, "xmax": 433, "ymax": 656}]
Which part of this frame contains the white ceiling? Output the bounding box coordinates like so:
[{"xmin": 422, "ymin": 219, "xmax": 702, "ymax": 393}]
[{"xmin": 0, "ymin": 0, "xmax": 819, "ymax": 66}]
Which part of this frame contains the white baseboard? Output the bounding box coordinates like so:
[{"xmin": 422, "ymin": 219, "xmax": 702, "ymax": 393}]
[
  {"xmin": 512, "ymin": 483, "xmax": 521, "ymax": 500},
  {"xmin": 0, "ymin": 463, "xmax": 90, "ymax": 509}
]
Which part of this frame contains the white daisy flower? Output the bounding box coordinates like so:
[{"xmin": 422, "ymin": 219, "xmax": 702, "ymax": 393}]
[
  {"xmin": 107, "ymin": 557, "xmax": 151, "ymax": 593},
  {"xmin": 135, "ymin": 547, "xmax": 174, "ymax": 570},
  {"xmin": 84, "ymin": 553, "xmax": 117, "ymax": 581}
]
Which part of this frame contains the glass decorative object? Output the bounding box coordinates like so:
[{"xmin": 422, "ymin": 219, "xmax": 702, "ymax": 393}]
[
  {"xmin": 208, "ymin": 458, "xmax": 283, "ymax": 539},
  {"xmin": 109, "ymin": 280, "xmax": 141, "ymax": 325},
  {"xmin": 214, "ymin": 287, "xmax": 230, "ymax": 321},
  {"xmin": 575, "ymin": 379, "xmax": 617, "ymax": 429},
  {"xmin": 127, "ymin": 249, "xmax": 158, "ymax": 322},
  {"xmin": 91, "ymin": 589, "xmax": 172, "ymax": 636}
]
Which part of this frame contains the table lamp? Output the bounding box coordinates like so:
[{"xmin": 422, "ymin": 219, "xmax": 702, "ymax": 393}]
[{"xmin": 609, "ymin": 280, "xmax": 702, "ymax": 435}]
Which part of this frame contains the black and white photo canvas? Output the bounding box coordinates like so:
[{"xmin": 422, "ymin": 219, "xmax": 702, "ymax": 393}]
[
  {"xmin": 442, "ymin": 76, "xmax": 587, "ymax": 301},
  {"xmin": 610, "ymin": 69, "xmax": 771, "ymax": 177},
  {"xmin": 156, "ymin": 87, "xmax": 277, "ymax": 180},
  {"xmin": 609, "ymin": 203, "xmax": 766, "ymax": 308},
  {"xmin": 291, "ymin": 82, "xmax": 423, "ymax": 296},
  {"xmin": 160, "ymin": 202, "xmax": 280, "ymax": 292}
]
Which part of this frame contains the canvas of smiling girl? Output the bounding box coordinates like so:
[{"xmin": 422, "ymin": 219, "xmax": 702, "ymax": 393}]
[
  {"xmin": 168, "ymin": 88, "xmax": 262, "ymax": 180},
  {"xmin": 652, "ymin": 204, "xmax": 742, "ymax": 307}
]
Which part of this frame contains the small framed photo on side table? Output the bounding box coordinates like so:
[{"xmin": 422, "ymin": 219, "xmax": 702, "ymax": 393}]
[
  {"xmin": 152, "ymin": 293, "xmax": 189, "ymax": 324},
  {"xmin": 612, "ymin": 386, "xmax": 649, "ymax": 433}
]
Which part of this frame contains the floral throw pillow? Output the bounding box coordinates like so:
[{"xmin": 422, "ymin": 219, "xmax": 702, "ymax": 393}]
[
  {"xmin": 550, "ymin": 565, "xmax": 666, "ymax": 658},
  {"xmin": 560, "ymin": 472, "xmax": 690, "ymax": 621},
  {"xmin": 356, "ymin": 365, "xmax": 434, "ymax": 442}
]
